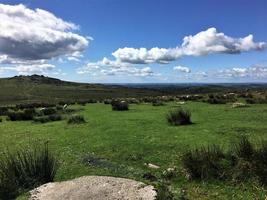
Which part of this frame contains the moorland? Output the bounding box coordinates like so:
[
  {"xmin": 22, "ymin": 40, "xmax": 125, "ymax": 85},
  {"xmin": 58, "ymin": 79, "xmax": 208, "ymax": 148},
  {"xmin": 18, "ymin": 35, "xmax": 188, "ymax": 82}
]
[{"xmin": 0, "ymin": 75, "xmax": 267, "ymax": 200}]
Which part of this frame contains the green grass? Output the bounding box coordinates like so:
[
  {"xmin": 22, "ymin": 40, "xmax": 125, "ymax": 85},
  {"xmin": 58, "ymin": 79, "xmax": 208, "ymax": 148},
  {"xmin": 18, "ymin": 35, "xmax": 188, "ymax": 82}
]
[{"xmin": 0, "ymin": 102, "xmax": 267, "ymax": 199}]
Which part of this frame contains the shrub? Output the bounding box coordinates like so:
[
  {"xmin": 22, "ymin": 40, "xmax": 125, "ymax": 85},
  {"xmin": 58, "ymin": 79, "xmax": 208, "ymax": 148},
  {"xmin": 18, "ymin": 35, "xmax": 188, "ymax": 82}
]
[
  {"xmin": 0, "ymin": 143, "xmax": 58, "ymax": 199},
  {"xmin": 67, "ymin": 115, "xmax": 86, "ymax": 124},
  {"xmin": 0, "ymin": 107, "xmax": 9, "ymax": 116},
  {"xmin": 0, "ymin": 118, "xmax": 2, "ymax": 123},
  {"xmin": 152, "ymin": 101, "xmax": 164, "ymax": 106},
  {"xmin": 182, "ymin": 145, "xmax": 228, "ymax": 180},
  {"xmin": 16, "ymin": 103, "xmax": 55, "ymax": 109},
  {"xmin": 34, "ymin": 114, "xmax": 62, "ymax": 123},
  {"xmin": 41, "ymin": 107, "xmax": 57, "ymax": 115},
  {"xmin": 111, "ymin": 101, "xmax": 129, "ymax": 111},
  {"xmin": 56, "ymin": 105, "xmax": 63, "ymax": 111},
  {"xmin": 7, "ymin": 108, "xmax": 36, "ymax": 121},
  {"xmin": 206, "ymin": 98, "xmax": 227, "ymax": 104},
  {"xmin": 48, "ymin": 114, "xmax": 62, "ymax": 121},
  {"xmin": 246, "ymin": 98, "xmax": 267, "ymax": 104},
  {"xmin": 87, "ymin": 99, "xmax": 97, "ymax": 104},
  {"xmin": 167, "ymin": 108, "xmax": 191, "ymax": 126},
  {"xmin": 103, "ymin": 99, "xmax": 112, "ymax": 104}
]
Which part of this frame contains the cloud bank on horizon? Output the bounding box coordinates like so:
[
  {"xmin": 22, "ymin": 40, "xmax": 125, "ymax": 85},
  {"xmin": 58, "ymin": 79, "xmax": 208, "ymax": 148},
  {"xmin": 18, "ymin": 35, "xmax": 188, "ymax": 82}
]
[{"xmin": 0, "ymin": 3, "xmax": 266, "ymax": 82}]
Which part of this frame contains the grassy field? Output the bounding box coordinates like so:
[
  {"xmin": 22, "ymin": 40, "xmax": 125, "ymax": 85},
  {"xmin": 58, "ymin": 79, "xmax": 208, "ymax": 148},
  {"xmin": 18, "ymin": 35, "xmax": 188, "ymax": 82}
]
[{"xmin": 1, "ymin": 102, "xmax": 267, "ymax": 199}]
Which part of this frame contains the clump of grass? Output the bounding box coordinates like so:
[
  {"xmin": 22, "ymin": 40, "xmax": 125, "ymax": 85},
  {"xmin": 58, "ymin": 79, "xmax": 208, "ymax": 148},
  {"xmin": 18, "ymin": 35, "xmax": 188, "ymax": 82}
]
[
  {"xmin": 67, "ymin": 115, "xmax": 86, "ymax": 124},
  {"xmin": 234, "ymin": 136, "xmax": 254, "ymax": 161},
  {"xmin": 155, "ymin": 182, "xmax": 174, "ymax": 200},
  {"xmin": 111, "ymin": 101, "xmax": 129, "ymax": 111},
  {"xmin": 167, "ymin": 108, "xmax": 192, "ymax": 126},
  {"xmin": 254, "ymin": 141, "xmax": 267, "ymax": 184},
  {"xmin": 182, "ymin": 136, "xmax": 267, "ymax": 185},
  {"xmin": 182, "ymin": 145, "xmax": 228, "ymax": 180},
  {"xmin": 0, "ymin": 143, "xmax": 58, "ymax": 199}
]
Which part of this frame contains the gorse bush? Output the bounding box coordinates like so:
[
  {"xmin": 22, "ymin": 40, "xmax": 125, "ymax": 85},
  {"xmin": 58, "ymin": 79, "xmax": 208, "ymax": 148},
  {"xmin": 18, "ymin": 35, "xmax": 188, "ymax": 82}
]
[
  {"xmin": 0, "ymin": 143, "xmax": 58, "ymax": 199},
  {"xmin": 111, "ymin": 101, "xmax": 129, "ymax": 111},
  {"xmin": 167, "ymin": 108, "xmax": 191, "ymax": 126},
  {"xmin": 67, "ymin": 115, "xmax": 86, "ymax": 124}
]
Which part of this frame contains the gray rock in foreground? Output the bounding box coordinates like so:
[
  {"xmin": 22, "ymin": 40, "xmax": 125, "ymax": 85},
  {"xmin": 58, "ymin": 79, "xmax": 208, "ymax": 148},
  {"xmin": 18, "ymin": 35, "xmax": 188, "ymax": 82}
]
[{"xmin": 29, "ymin": 176, "xmax": 157, "ymax": 200}]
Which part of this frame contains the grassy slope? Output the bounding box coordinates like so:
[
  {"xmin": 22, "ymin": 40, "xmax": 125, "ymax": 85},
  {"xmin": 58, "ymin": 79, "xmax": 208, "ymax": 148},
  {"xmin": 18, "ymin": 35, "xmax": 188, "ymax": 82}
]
[
  {"xmin": 0, "ymin": 75, "xmax": 162, "ymax": 104},
  {"xmin": 1, "ymin": 102, "xmax": 267, "ymax": 199}
]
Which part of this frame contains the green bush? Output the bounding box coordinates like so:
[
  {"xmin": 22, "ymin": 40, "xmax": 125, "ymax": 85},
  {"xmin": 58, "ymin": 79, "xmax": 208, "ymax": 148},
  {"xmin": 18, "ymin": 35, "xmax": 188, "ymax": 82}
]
[
  {"xmin": 167, "ymin": 108, "xmax": 191, "ymax": 126},
  {"xmin": 0, "ymin": 143, "xmax": 58, "ymax": 199},
  {"xmin": 111, "ymin": 101, "xmax": 129, "ymax": 111},
  {"xmin": 67, "ymin": 115, "xmax": 86, "ymax": 124}
]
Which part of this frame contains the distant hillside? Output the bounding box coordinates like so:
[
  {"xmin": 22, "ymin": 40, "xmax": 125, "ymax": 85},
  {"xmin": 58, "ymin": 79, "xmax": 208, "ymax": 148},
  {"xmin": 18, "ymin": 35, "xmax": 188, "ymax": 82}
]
[
  {"xmin": 1, "ymin": 75, "xmax": 266, "ymax": 105},
  {"xmin": 0, "ymin": 75, "xmax": 162, "ymax": 105}
]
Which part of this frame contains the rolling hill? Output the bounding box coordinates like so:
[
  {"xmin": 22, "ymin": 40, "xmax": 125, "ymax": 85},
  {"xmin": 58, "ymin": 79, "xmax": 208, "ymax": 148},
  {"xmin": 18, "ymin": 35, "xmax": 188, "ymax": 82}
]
[{"xmin": 0, "ymin": 75, "xmax": 162, "ymax": 105}]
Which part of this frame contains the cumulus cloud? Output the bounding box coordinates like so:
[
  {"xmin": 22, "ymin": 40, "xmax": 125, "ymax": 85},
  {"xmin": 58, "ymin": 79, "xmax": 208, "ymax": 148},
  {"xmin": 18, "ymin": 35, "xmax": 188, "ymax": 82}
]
[
  {"xmin": 112, "ymin": 28, "xmax": 265, "ymax": 64},
  {"xmin": 1, "ymin": 63, "xmax": 55, "ymax": 75},
  {"xmin": 0, "ymin": 3, "xmax": 89, "ymax": 62},
  {"xmin": 217, "ymin": 65, "xmax": 267, "ymax": 79},
  {"xmin": 173, "ymin": 65, "xmax": 191, "ymax": 73},
  {"xmin": 77, "ymin": 57, "xmax": 154, "ymax": 77}
]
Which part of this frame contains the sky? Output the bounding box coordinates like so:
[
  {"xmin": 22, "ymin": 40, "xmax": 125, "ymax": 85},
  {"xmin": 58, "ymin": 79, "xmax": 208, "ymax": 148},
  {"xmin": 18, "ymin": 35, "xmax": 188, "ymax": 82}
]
[{"xmin": 0, "ymin": 0, "xmax": 266, "ymax": 83}]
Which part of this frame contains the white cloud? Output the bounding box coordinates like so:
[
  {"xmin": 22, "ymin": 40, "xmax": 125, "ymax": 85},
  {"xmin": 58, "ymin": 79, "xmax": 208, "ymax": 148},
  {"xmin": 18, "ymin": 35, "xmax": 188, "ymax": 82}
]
[
  {"xmin": 1, "ymin": 63, "xmax": 55, "ymax": 75},
  {"xmin": 67, "ymin": 57, "xmax": 80, "ymax": 62},
  {"xmin": 173, "ymin": 65, "xmax": 191, "ymax": 73},
  {"xmin": 0, "ymin": 4, "xmax": 89, "ymax": 62},
  {"xmin": 111, "ymin": 28, "xmax": 265, "ymax": 64},
  {"xmin": 112, "ymin": 47, "xmax": 178, "ymax": 64},
  {"xmin": 217, "ymin": 65, "xmax": 267, "ymax": 79},
  {"xmin": 77, "ymin": 58, "xmax": 155, "ymax": 77}
]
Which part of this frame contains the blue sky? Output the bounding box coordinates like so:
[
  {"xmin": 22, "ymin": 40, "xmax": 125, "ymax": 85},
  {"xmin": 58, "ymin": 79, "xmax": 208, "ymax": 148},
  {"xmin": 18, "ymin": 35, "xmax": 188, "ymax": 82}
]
[{"xmin": 0, "ymin": 0, "xmax": 266, "ymax": 83}]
